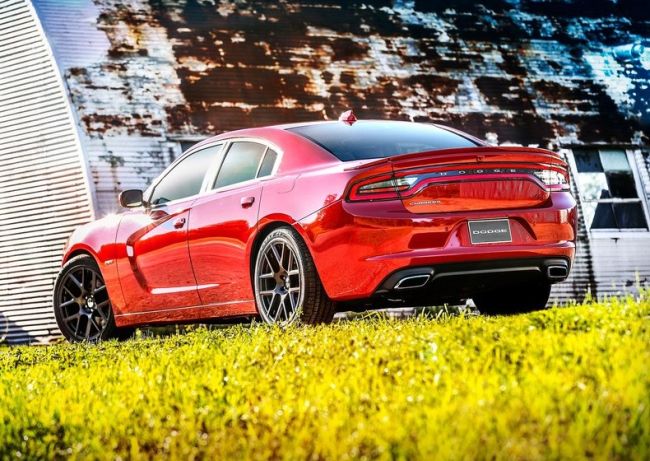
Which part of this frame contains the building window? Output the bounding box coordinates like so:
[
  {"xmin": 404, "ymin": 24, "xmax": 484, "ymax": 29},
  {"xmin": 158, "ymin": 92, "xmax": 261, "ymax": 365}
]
[{"xmin": 573, "ymin": 149, "xmax": 648, "ymax": 230}]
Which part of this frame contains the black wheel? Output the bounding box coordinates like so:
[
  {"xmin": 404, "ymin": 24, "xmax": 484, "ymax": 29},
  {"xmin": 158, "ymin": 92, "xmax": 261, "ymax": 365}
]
[
  {"xmin": 253, "ymin": 227, "xmax": 337, "ymax": 325},
  {"xmin": 53, "ymin": 255, "xmax": 133, "ymax": 342},
  {"xmin": 472, "ymin": 282, "xmax": 551, "ymax": 315}
]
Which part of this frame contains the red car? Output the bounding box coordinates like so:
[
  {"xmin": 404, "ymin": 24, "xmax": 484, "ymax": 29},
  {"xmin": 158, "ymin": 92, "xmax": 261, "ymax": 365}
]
[{"xmin": 54, "ymin": 116, "xmax": 577, "ymax": 342}]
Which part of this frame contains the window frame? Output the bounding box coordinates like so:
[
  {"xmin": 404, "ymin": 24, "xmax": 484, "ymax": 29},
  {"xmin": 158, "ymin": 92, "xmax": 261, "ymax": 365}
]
[
  {"xmin": 208, "ymin": 139, "xmax": 278, "ymax": 192},
  {"xmin": 146, "ymin": 143, "xmax": 226, "ymax": 208},
  {"xmin": 144, "ymin": 137, "xmax": 283, "ymax": 208},
  {"xmin": 567, "ymin": 147, "xmax": 650, "ymax": 238}
]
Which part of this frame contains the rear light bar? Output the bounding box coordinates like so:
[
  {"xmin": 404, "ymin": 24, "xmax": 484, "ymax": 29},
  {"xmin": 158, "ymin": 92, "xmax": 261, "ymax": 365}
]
[
  {"xmin": 532, "ymin": 169, "xmax": 570, "ymax": 191},
  {"xmin": 347, "ymin": 168, "xmax": 570, "ymax": 201},
  {"xmin": 357, "ymin": 177, "xmax": 417, "ymax": 194},
  {"xmin": 348, "ymin": 174, "xmax": 409, "ymax": 201}
]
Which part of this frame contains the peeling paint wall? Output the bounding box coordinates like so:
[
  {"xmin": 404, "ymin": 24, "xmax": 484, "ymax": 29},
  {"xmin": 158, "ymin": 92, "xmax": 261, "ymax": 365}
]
[
  {"xmin": 34, "ymin": 1, "xmax": 650, "ymax": 199},
  {"xmin": 29, "ymin": 0, "xmax": 650, "ymax": 301}
]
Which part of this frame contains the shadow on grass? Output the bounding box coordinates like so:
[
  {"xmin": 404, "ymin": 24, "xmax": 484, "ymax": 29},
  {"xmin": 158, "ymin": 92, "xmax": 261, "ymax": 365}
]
[
  {"xmin": 335, "ymin": 304, "xmax": 478, "ymax": 322},
  {"xmin": 134, "ymin": 304, "xmax": 478, "ymax": 340}
]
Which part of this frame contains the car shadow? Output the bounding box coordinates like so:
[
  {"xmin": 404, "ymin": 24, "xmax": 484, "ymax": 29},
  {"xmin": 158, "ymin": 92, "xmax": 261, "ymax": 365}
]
[
  {"xmin": 132, "ymin": 306, "xmax": 480, "ymax": 340},
  {"xmin": 335, "ymin": 304, "xmax": 478, "ymax": 322}
]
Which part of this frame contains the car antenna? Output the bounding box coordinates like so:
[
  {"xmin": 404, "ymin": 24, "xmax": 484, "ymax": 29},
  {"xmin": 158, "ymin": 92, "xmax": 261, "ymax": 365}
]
[{"xmin": 338, "ymin": 109, "xmax": 357, "ymax": 125}]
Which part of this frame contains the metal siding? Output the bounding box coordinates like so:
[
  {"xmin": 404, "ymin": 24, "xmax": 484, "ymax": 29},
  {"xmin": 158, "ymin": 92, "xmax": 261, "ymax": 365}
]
[
  {"xmin": 39, "ymin": 0, "xmax": 645, "ymax": 146},
  {"xmin": 549, "ymin": 150, "xmax": 595, "ymax": 303},
  {"xmin": 0, "ymin": 0, "xmax": 94, "ymax": 344},
  {"xmin": 589, "ymin": 237, "xmax": 650, "ymax": 298},
  {"xmin": 634, "ymin": 150, "xmax": 650, "ymax": 202}
]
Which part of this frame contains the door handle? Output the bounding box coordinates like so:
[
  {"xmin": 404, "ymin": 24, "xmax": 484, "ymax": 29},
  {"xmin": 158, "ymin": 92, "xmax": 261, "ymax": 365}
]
[
  {"xmin": 173, "ymin": 217, "xmax": 186, "ymax": 229},
  {"xmin": 240, "ymin": 196, "xmax": 255, "ymax": 208}
]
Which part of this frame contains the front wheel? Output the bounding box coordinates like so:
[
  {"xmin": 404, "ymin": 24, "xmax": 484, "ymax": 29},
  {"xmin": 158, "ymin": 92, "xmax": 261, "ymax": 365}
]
[
  {"xmin": 472, "ymin": 282, "xmax": 551, "ymax": 315},
  {"xmin": 53, "ymin": 255, "xmax": 133, "ymax": 342},
  {"xmin": 253, "ymin": 227, "xmax": 337, "ymax": 325}
]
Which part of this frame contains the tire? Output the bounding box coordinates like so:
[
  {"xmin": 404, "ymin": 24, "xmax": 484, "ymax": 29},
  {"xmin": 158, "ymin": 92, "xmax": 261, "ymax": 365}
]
[
  {"xmin": 253, "ymin": 227, "xmax": 337, "ymax": 325},
  {"xmin": 53, "ymin": 255, "xmax": 134, "ymax": 342},
  {"xmin": 472, "ymin": 281, "xmax": 551, "ymax": 315}
]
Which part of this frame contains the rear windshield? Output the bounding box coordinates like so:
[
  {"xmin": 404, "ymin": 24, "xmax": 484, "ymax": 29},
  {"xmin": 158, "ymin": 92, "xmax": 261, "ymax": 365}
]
[{"xmin": 287, "ymin": 120, "xmax": 478, "ymax": 161}]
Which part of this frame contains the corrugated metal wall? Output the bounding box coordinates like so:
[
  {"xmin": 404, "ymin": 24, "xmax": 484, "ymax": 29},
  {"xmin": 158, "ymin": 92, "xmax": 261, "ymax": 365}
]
[
  {"xmin": 0, "ymin": 0, "xmax": 94, "ymax": 344},
  {"xmin": 549, "ymin": 149, "xmax": 596, "ymax": 303},
  {"xmin": 590, "ymin": 237, "xmax": 650, "ymax": 297}
]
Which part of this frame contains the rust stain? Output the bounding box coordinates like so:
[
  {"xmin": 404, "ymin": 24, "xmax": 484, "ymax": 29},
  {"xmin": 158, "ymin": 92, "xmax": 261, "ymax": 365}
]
[{"xmin": 45, "ymin": 0, "xmax": 649, "ymax": 145}]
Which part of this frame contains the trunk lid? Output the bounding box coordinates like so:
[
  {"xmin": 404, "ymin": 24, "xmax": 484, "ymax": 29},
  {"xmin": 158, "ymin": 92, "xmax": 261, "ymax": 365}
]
[{"xmin": 385, "ymin": 146, "xmax": 567, "ymax": 214}]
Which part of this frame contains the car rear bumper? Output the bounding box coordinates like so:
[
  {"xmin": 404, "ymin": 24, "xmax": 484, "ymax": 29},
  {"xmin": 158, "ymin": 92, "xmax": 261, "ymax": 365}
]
[
  {"xmin": 297, "ymin": 191, "xmax": 577, "ymax": 301},
  {"xmin": 370, "ymin": 257, "xmax": 569, "ymax": 305}
]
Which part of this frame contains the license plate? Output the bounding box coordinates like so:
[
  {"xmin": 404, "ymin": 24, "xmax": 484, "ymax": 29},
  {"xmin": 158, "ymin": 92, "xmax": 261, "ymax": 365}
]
[{"xmin": 468, "ymin": 219, "xmax": 512, "ymax": 244}]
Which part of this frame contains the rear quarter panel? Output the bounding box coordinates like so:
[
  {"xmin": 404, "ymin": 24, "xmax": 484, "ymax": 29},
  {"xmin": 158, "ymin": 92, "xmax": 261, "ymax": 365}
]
[{"xmin": 255, "ymin": 160, "xmax": 394, "ymax": 299}]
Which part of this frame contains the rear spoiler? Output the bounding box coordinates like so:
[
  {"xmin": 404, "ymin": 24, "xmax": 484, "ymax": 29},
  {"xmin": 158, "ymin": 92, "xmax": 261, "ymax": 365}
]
[{"xmin": 344, "ymin": 145, "xmax": 567, "ymax": 171}]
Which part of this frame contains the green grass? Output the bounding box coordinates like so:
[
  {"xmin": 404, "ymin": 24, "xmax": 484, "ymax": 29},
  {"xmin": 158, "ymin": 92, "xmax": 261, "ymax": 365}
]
[{"xmin": 1, "ymin": 297, "xmax": 649, "ymax": 461}]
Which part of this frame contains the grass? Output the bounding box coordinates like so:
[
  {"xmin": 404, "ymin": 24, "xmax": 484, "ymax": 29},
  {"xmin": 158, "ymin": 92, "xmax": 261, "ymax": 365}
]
[{"xmin": 0, "ymin": 297, "xmax": 649, "ymax": 460}]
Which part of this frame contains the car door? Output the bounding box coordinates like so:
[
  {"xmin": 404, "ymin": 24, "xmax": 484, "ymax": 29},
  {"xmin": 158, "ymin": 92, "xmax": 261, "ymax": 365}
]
[
  {"xmin": 116, "ymin": 144, "xmax": 224, "ymax": 313},
  {"xmin": 188, "ymin": 140, "xmax": 279, "ymax": 307}
]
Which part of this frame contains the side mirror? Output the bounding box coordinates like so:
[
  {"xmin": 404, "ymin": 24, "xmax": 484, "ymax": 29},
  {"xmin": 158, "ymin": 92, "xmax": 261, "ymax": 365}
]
[{"xmin": 119, "ymin": 189, "xmax": 144, "ymax": 208}]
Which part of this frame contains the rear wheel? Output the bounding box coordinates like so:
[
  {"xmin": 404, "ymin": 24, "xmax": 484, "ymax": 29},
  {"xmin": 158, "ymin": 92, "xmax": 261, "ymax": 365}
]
[
  {"xmin": 472, "ymin": 282, "xmax": 551, "ymax": 315},
  {"xmin": 53, "ymin": 255, "xmax": 133, "ymax": 342},
  {"xmin": 254, "ymin": 227, "xmax": 336, "ymax": 325}
]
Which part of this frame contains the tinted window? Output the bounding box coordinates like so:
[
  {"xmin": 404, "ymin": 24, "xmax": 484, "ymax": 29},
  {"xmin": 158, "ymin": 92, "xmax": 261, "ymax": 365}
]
[
  {"xmin": 150, "ymin": 145, "xmax": 222, "ymax": 206},
  {"xmin": 214, "ymin": 141, "xmax": 266, "ymax": 189},
  {"xmin": 288, "ymin": 120, "xmax": 477, "ymax": 161},
  {"xmin": 257, "ymin": 148, "xmax": 278, "ymax": 177}
]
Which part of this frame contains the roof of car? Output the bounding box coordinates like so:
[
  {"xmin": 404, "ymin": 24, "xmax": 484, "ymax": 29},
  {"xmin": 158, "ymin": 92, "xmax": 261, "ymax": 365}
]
[{"xmin": 273, "ymin": 119, "xmax": 421, "ymax": 130}]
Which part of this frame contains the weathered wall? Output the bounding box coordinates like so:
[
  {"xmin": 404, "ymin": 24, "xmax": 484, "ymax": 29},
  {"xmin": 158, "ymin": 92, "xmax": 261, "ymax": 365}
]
[{"xmin": 40, "ymin": 0, "xmax": 650, "ymax": 142}]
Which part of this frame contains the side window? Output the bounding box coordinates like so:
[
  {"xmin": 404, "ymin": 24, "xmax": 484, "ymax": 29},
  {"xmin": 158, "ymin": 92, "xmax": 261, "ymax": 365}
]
[
  {"xmin": 214, "ymin": 141, "xmax": 266, "ymax": 189},
  {"xmin": 573, "ymin": 149, "xmax": 648, "ymax": 230},
  {"xmin": 257, "ymin": 148, "xmax": 278, "ymax": 178},
  {"xmin": 150, "ymin": 145, "xmax": 222, "ymax": 206}
]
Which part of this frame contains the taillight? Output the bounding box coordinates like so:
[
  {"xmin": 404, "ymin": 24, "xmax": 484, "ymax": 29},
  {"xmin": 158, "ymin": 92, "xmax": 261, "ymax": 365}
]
[
  {"xmin": 533, "ymin": 169, "xmax": 570, "ymax": 191},
  {"xmin": 348, "ymin": 175, "xmax": 416, "ymax": 201},
  {"xmin": 348, "ymin": 167, "xmax": 570, "ymax": 201}
]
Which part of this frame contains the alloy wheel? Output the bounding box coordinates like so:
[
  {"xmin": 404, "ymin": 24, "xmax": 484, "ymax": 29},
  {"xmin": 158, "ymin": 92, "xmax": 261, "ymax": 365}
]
[
  {"xmin": 57, "ymin": 266, "xmax": 111, "ymax": 341},
  {"xmin": 255, "ymin": 237, "xmax": 303, "ymax": 324}
]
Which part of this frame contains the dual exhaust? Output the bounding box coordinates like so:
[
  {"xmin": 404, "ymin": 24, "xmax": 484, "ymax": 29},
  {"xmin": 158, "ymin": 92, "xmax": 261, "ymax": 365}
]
[{"xmin": 390, "ymin": 261, "xmax": 569, "ymax": 291}]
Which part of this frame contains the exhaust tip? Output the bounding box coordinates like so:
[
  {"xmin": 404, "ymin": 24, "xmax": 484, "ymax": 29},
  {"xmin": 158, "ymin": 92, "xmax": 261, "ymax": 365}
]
[
  {"xmin": 547, "ymin": 265, "xmax": 568, "ymax": 280},
  {"xmin": 394, "ymin": 274, "xmax": 431, "ymax": 290}
]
